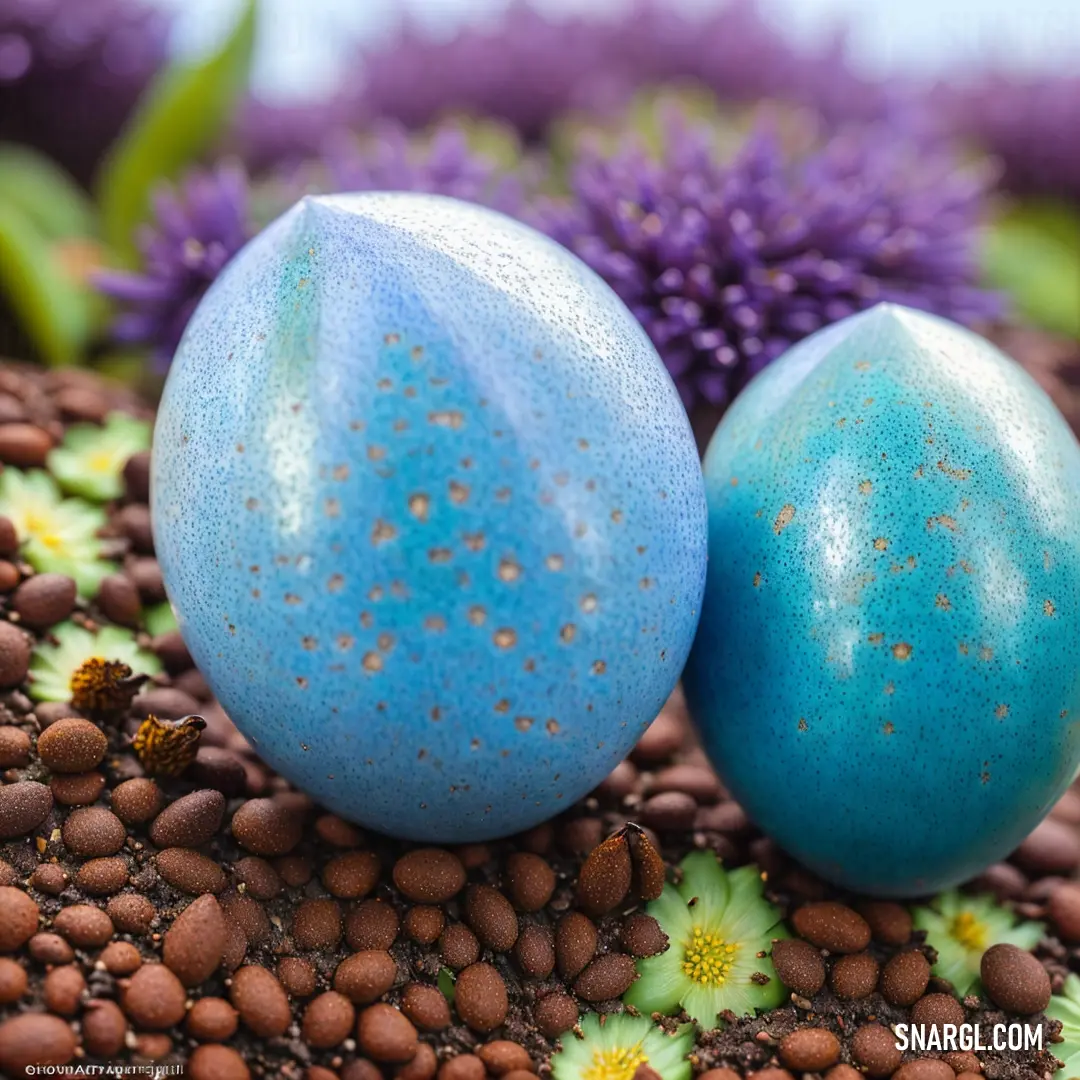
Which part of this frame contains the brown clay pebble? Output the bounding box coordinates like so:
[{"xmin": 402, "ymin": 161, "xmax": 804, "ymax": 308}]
[
  {"xmin": 0, "ymin": 957, "xmax": 27, "ymax": 1004},
  {"xmin": 151, "ymin": 789, "xmax": 225, "ymax": 848},
  {"xmin": 556, "ymin": 910, "xmax": 598, "ymax": 979},
  {"xmin": 112, "ymin": 778, "xmax": 164, "ymax": 825},
  {"xmin": 401, "ymin": 1043, "xmax": 439, "ymax": 1080},
  {"xmin": 230, "ymin": 964, "xmax": 292, "ymax": 1036},
  {"xmin": 573, "ymin": 953, "xmax": 639, "ymax": 1001},
  {"xmin": 747, "ymin": 1070, "xmax": 794, "ymax": 1080},
  {"xmin": 230, "ymin": 797, "xmax": 303, "ymax": 855},
  {"xmin": 504, "ymin": 852, "xmax": 556, "ymax": 912},
  {"xmin": 441, "ymin": 922, "xmax": 480, "ymax": 970},
  {"xmin": 771, "ymin": 937, "xmax": 826, "ymax": 996},
  {"xmin": 394, "ymin": 848, "xmax": 467, "ymax": 903},
  {"xmin": 29, "ymin": 932, "xmax": 73, "ymax": 964},
  {"xmin": 825, "ymin": 1068, "xmax": 863, "ymax": 1080},
  {"xmin": 912, "ymin": 993, "xmax": 967, "ymax": 1031},
  {"xmin": 792, "ymin": 901, "xmax": 871, "ymax": 953},
  {"xmin": 640, "ymin": 790, "xmax": 698, "ymax": 830},
  {"xmin": 513, "ymin": 923, "xmax": 555, "ymax": 978},
  {"xmin": 190, "ymin": 745, "xmax": 247, "ymax": 796},
  {"xmin": 534, "ymin": 991, "xmax": 578, "ymax": 1038},
  {"xmin": 0, "ymin": 423, "xmax": 52, "ymax": 466},
  {"xmin": 135, "ymin": 1031, "xmax": 172, "ymax": 1059},
  {"xmin": 43, "ymin": 964, "xmax": 85, "ymax": 1015},
  {"xmin": 0, "ymin": 1013, "xmax": 77, "ymax": 1073},
  {"xmin": 157, "ymin": 848, "xmax": 228, "ymax": 894},
  {"xmin": 97, "ymin": 572, "xmax": 142, "ymax": 627},
  {"xmin": 343, "ymin": 1062, "xmax": 385, "ymax": 1080},
  {"xmin": 621, "ymin": 913, "xmax": 668, "ymax": 957},
  {"xmin": 830, "ymin": 951, "xmax": 879, "ymax": 999},
  {"xmin": 357, "ymin": 1002, "xmax": 419, "ymax": 1062},
  {"xmin": 51, "ymin": 770, "xmax": 106, "ymax": 806},
  {"xmin": 347, "ymin": 898, "xmax": 400, "ymax": 951},
  {"xmin": 164, "ymin": 894, "xmax": 226, "ymax": 987},
  {"xmin": 314, "ymin": 812, "xmax": 363, "ymax": 846},
  {"xmin": 76, "ymin": 856, "xmax": 129, "ymax": 895},
  {"xmin": 234, "ymin": 856, "xmax": 282, "ymax": 900},
  {"xmin": 334, "ymin": 950, "xmax": 397, "ymax": 1004},
  {"xmin": 479, "ymin": 1042, "xmax": 533, "ymax": 1075},
  {"xmin": 279, "ymin": 956, "xmax": 317, "ymax": 997},
  {"xmin": 857, "ymin": 900, "xmax": 913, "ymax": 946},
  {"xmin": 404, "ymin": 905, "xmax": 445, "ymax": 945},
  {"xmin": 187, "ymin": 997, "xmax": 239, "ymax": 1041},
  {"xmin": 37, "ymin": 716, "xmax": 107, "ymax": 772},
  {"xmin": 401, "ymin": 982, "xmax": 452, "ymax": 1029},
  {"xmin": 29, "ymin": 863, "xmax": 67, "ymax": 895},
  {"xmin": 100, "ymin": 941, "xmax": 142, "ymax": 976},
  {"xmin": 0, "ymin": 887, "xmax": 38, "ymax": 950},
  {"xmin": 62, "ymin": 805, "xmax": 125, "ymax": 856},
  {"xmin": 893, "ymin": 1061, "xmax": 956, "ymax": 1080},
  {"xmin": 303, "ymin": 991, "xmax": 356, "ymax": 1049},
  {"xmin": 979, "ymin": 943, "xmax": 1051, "ymax": 1014},
  {"xmin": 294, "ymin": 897, "xmax": 343, "ymax": 949},
  {"xmin": 0, "ymin": 726, "xmax": 30, "ymax": 768},
  {"xmin": 881, "ymin": 949, "xmax": 932, "ymax": 1006},
  {"xmin": 1012, "ymin": 818, "xmax": 1080, "ymax": 874},
  {"xmin": 107, "ymin": 893, "xmax": 154, "ymax": 935},
  {"xmin": 851, "ymin": 1024, "xmax": 903, "ymax": 1077},
  {"xmin": 699, "ymin": 1072, "xmax": 741, "ymax": 1080},
  {"xmin": 12, "ymin": 572, "xmax": 76, "ymax": 628},
  {"xmin": 1048, "ymin": 882, "xmax": 1080, "ymax": 942},
  {"xmin": 440, "ymin": 1055, "xmax": 486, "ymax": 1080},
  {"xmin": 464, "ymin": 884, "xmax": 519, "ymax": 951},
  {"xmin": 83, "ymin": 999, "xmax": 128, "ymax": 1057},
  {"xmin": 0, "ymin": 621, "xmax": 30, "ymax": 687},
  {"xmin": 123, "ymin": 963, "xmax": 188, "ymax": 1029},
  {"xmin": 942, "ymin": 1053, "xmax": 982, "ymax": 1075},
  {"xmin": 0, "ymin": 780, "xmax": 51, "ymax": 839},
  {"xmin": 455, "ymin": 962, "xmax": 508, "ymax": 1032},
  {"xmin": 54, "ymin": 903, "xmax": 114, "ymax": 948},
  {"xmin": 324, "ymin": 849, "xmax": 380, "ymax": 898},
  {"xmin": 577, "ymin": 830, "xmax": 633, "ymax": 915},
  {"xmin": 221, "ymin": 891, "xmax": 271, "ymax": 946},
  {"xmin": 780, "ymin": 1028, "xmax": 840, "ymax": 1072},
  {"xmin": 190, "ymin": 1044, "xmax": 251, "ymax": 1080}
]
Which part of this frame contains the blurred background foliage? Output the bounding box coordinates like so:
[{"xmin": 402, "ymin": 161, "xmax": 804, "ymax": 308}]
[{"xmin": 0, "ymin": 0, "xmax": 1076, "ymax": 410}]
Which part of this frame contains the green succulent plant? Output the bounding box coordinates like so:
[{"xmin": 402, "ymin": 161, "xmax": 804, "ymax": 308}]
[
  {"xmin": 0, "ymin": 468, "xmax": 115, "ymax": 595},
  {"xmin": 550, "ymin": 1013, "xmax": 694, "ymax": 1080},
  {"xmin": 912, "ymin": 890, "xmax": 1045, "ymax": 997},
  {"xmin": 47, "ymin": 412, "xmax": 151, "ymax": 502},
  {"xmin": 623, "ymin": 851, "xmax": 788, "ymax": 1029},
  {"xmin": 29, "ymin": 620, "xmax": 161, "ymax": 702},
  {"xmin": 1045, "ymin": 973, "xmax": 1080, "ymax": 1077}
]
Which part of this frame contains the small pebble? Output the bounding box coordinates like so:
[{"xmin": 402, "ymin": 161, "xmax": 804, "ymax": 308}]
[
  {"xmin": 303, "ymin": 990, "xmax": 356, "ymax": 1049},
  {"xmin": 82, "ymin": 999, "xmax": 128, "ymax": 1057},
  {"xmin": 346, "ymin": 898, "xmax": 400, "ymax": 951},
  {"xmin": 1048, "ymin": 881, "xmax": 1080, "ymax": 942},
  {"xmin": 29, "ymin": 863, "xmax": 67, "ymax": 895},
  {"xmin": 230, "ymin": 964, "xmax": 292, "ymax": 1037},
  {"xmin": 504, "ymin": 852, "xmax": 556, "ymax": 912},
  {"xmin": 576, "ymin": 831, "xmax": 632, "ymax": 916},
  {"xmin": 0, "ymin": 1013, "xmax": 77, "ymax": 1074},
  {"xmin": 0, "ymin": 780, "xmax": 52, "ymax": 838},
  {"xmin": 792, "ymin": 901, "xmax": 871, "ymax": 953},
  {"xmin": 980, "ymin": 943, "xmax": 1051, "ymax": 1014},
  {"xmin": 111, "ymin": 777, "xmax": 164, "ymax": 824},
  {"xmin": 323, "ymin": 849, "xmax": 381, "ymax": 899},
  {"xmin": 464, "ymin": 884, "xmax": 519, "ymax": 952},
  {"xmin": 881, "ymin": 949, "xmax": 932, "ymax": 1006},
  {"xmin": 440, "ymin": 1055, "xmax": 486, "ymax": 1080},
  {"xmin": 0, "ymin": 423, "xmax": 53, "ymax": 466},
  {"xmin": 233, "ymin": 856, "xmax": 283, "ymax": 900},
  {"xmin": 97, "ymin": 573, "xmax": 143, "ymax": 627},
  {"xmin": 293, "ymin": 897, "xmax": 343, "ymax": 949},
  {"xmin": 771, "ymin": 938, "xmax": 826, "ymax": 996},
  {"xmin": 0, "ymin": 887, "xmax": 38, "ymax": 951},
  {"xmin": 12, "ymin": 572, "xmax": 76, "ymax": 629},
  {"xmin": 123, "ymin": 963, "xmax": 188, "ymax": 1029},
  {"xmin": 157, "ymin": 847, "xmax": 228, "ymax": 895},
  {"xmin": 851, "ymin": 1023, "xmax": 903, "ymax": 1077},
  {"xmin": 278, "ymin": 956, "xmax": 318, "ymax": 997},
  {"xmin": 190, "ymin": 1044, "xmax": 251, "ymax": 1080},
  {"xmin": 99, "ymin": 940, "xmax": 142, "ymax": 976},
  {"xmin": 231, "ymin": 798, "xmax": 303, "ymax": 855},
  {"xmin": 187, "ymin": 997, "xmax": 239, "ymax": 1041},
  {"xmin": 779, "ymin": 1028, "xmax": 840, "ymax": 1072},
  {"xmin": 455, "ymin": 962, "xmax": 508, "ymax": 1032},
  {"xmin": 830, "ymin": 951, "xmax": 879, "ymax": 999},
  {"xmin": 573, "ymin": 953, "xmax": 639, "ymax": 1001},
  {"xmin": 640, "ymin": 790, "xmax": 698, "ymax": 831},
  {"xmin": 107, "ymin": 893, "xmax": 155, "ymax": 935},
  {"xmin": 0, "ymin": 957, "xmax": 27, "ymax": 1004},
  {"xmin": 404, "ymin": 904, "xmax": 445, "ymax": 945},
  {"xmin": 893, "ymin": 1061, "xmax": 955, "ymax": 1080},
  {"xmin": 28, "ymin": 932, "xmax": 74, "ymax": 964},
  {"xmin": 0, "ymin": 621, "xmax": 30, "ymax": 687},
  {"xmin": 401, "ymin": 982, "xmax": 452, "ymax": 1030},
  {"xmin": 621, "ymin": 913, "xmax": 668, "ymax": 957},
  {"xmin": 75, "ymin": 856, "xmax": 129, "ymax": 895},
  {"xmin": 534, "ymin": 992, "xmax": 577, "ymax": 1038},
  {"xmin": 857, "ymin": 900, "xmax": 913, "ymax": 946},
  {"xmin": 393, "ymin": 848, "xmax": 467, "ymax": 903},
  {"xmin": 43, "ymin": 964, "xmax": 85, "ymax": 1015},
  {"xmin": 555, "ymin": 911, "xmax": 598, "ymax": 979},
  {"xmin": 50, "ymin": 770, "xmax": 106, "ymax": 806},
  {"xmin": 1011, "ymin": 818, "xmax": 1080, "ymax": 874},
  {"xmin": 357, "ymin": 1003, "xmax": 419, "ymax": 1063},
  {"xmin": 513, "ymin": 923, "xmax": 555, "ymax": 978},
  {"xmin": 62, "ymin": 805, "xmax": 126, "ymax": 856},
  {"xmin": 912, "ymin": 993, "xmax": 967, "ymax": 1032},
  {"xmin": 0, "ymin": 726, "xmax": 30, "ymax": 768},
  {"xmin": 164, "ymin": 894, "xmax": 226, "ymax": 987},
  {"xmin": 334, "ymin": 950, "xmax": 397, "ymax": 1004},
  {"xmin": 150, "ymin": 788, "xmax": 225, "ymax": 847}
]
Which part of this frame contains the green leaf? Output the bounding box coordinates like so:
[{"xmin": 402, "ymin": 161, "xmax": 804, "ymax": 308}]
[
  {"xmin": 0, "ymin": 143, "xmax": 98, "ymax": 240},
  {"xmin": 96, "ymin": 0, "xmax": 258, "ymax": 260},
  {"xmin": 145, "ymin": 602, "xmax": 179, "ymax": 637},
  {"xmin": 437, "ymin": 967, "xmax": 456, "ymax": 1004},
  {"xmin": 983, "ymin": 199, "xmax": 1080, "ymax": 338},
  {"xmin": 0, "ymin": 202, "xmax": 98, "ymax": 366}
]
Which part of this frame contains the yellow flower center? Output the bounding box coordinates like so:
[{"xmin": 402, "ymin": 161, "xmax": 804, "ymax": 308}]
[
  {"xmin": 582, "ymin": 1045, "xmax": 647, "ymax": 1080},
  {"xmin": 682, "ymin": 926, "xmax": 739, "ymax": 985},
  {"xmin": 88, "ymin": 451, "xmax": 115, "ymax": 474},
  {"xmin": 950, "ymin": 911, "xmax": 988, "ymax": 951},
  {"xmin": 23, "ymin": 512, "xmax": 62, "ymax": 550}
]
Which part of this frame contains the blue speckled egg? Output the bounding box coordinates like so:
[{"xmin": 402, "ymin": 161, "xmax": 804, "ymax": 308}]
[
  {"xmin": 685, "ymin": 303, "xmax": 1080, "ymax": 896},
  {"xmin": 152, "ymin": 192, "xmax": 706, "ymax": 841}
]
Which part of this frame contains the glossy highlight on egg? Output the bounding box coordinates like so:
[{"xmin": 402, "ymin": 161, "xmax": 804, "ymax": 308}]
[
  {"xmin": 685, "ymin": 303, "xmax": 1080, "ymax": 895},
  {"xmin": 152, "ymin": 192, "xmax": 707, "ymax": 841}
]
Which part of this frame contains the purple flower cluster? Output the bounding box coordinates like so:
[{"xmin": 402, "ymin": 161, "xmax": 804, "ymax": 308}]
[
  {"xmin": 95, "ymin": 165, "xmax": 251, "ymax": 371},
  {"xmin": 939, "ymin": 76, "xmax": 1080, "ymax": 203},
  {"xmin": 0, "ymin": 0, "xmax": 169, "ymax": 184},
  {"xmin": 353, "ymin": 0, "xmax": 888, "ymax": 143},
  {"xmin": 95, "ymin": 124, "xmax": 525, "ymax": 366},
  {"xmin": 536, "ymin": 111, "xmax": 1003, "ymax": 408}
]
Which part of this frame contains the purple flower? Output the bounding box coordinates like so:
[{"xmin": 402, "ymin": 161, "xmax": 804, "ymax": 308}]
[
  {"xmin": 938, "ymin": 76, "xmax": 1080, "ymax": 202},
  {"xmin": 354, "ymin": 0, "xmax": 889, "ymax": 143},
  {"xmin": 0, "ymin": 0, "xmax": 169, "ymax": 185},
  {"xmin": 95, "ymin": 164, "xmax": 251, "ymax": 371},
  {"xmin": 96, "ymin": 123, "xmax": 526, "ymax": 367},
  {"xmin": 535, "ymin": 110, "xmax": 1003, "ymax": 409}
]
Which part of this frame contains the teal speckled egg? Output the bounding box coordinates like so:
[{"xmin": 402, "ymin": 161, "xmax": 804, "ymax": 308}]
[{"xmin": 685, "ymin": 304, "xmax": 1080, "ymax": 896}]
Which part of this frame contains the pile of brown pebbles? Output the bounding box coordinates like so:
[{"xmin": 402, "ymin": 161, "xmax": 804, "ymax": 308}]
[{"xmin": 0, "ymin": 360, "xmax": 1077, "ymax": 1080}]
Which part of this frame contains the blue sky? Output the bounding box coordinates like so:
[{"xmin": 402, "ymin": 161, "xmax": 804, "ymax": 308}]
[{"xmin": 154, "ymin": 0, "xmax": 1080, "ymax": 102}]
